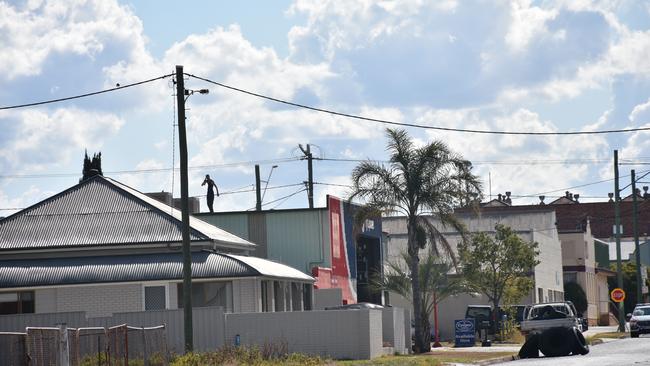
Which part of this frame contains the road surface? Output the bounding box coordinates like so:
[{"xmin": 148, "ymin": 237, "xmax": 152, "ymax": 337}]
[{"xmin": 491, "ymin": 336, "xmax": 650, "ymax": 366}]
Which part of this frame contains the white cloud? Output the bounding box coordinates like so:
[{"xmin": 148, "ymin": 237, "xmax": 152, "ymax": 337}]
[
  {"xmin": 0, "ymin": 0, "xmax": 147, "ymax": 81},
  {"xmin": 505, "ymin": 0, "xmax": 558, "ymax": 52},
  {"xmin": 0, "ymin": 108, "xmax": 123, "ymax": 172}
]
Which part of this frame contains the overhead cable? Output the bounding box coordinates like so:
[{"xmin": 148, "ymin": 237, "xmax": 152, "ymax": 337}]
[
  {"xmin": 0, "ymin": 74, "xmax": 174, "ymax": 110},
  {"xmin": 185, "ymin": 73, "xmax": 650, "ymax": 136}
]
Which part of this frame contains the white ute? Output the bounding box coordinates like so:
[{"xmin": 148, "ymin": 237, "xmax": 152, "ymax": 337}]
[{"xmin": 518, "ymin": 302, "xmax": 589, "ymax": 358}]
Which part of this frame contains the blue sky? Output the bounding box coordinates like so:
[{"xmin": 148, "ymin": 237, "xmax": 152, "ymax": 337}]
[{"xmin": 1, "ymin": 0, "xmax": 650, "ymax": 215}]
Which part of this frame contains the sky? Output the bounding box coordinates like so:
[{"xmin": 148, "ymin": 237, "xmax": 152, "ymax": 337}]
[{"xmin": 1, "ymin": 0, "xmax": 650, "ymax": 216}]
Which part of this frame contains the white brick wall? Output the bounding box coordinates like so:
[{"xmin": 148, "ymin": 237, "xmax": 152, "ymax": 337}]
[
  {"xmin": 233, "ymin": 278, "xmax": 259, "ymax": 313},
  {"xmin": 35, "ymin": 288, "xmax": 57, "ymax": 313},
  {"xmin": 56, "ymin": 284, "xmax": 142, "ymax": 317}
]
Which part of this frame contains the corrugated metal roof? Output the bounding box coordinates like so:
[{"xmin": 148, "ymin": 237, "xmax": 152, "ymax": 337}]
[
  {"xmin": 0, "ymin": 176, "xmax": 254, "ymax": 251},
  {"xmin": 0, "ymin": 251, "xmax": 313, "ymax": 288},
  {"xmin": 228, "ymin": 254, "xmax": 315, "ymax": 281}
]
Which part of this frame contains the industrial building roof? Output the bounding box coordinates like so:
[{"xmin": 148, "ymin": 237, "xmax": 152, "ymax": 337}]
[
  {"xmin": 0, "ymin": 251, "xmax": 313, "ymax": 288},
  {"xmin": 0, "ymin": 175, "xmax": 255, "ymax": 251}
]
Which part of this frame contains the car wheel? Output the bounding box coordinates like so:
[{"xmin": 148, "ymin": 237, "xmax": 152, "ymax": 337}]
[
  {"xmin": 631, "ymin": 331, "xmax": 639, "ymax": 338},
  {"xmin": 539, "ymin": 327, "xmax": 575, "ymax": 357},
  {"xmin": 572, "ymin": 327, "xmax": 589, "ymax": 355}
]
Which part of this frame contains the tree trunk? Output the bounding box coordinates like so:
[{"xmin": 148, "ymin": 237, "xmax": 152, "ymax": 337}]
[{"xmin": 408, "ymin": 219, "xmax": 427, "ymax": 353}]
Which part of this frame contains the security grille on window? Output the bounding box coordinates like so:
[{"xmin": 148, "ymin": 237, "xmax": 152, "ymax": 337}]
[{"xmin": 144, "ymin": 286, "xmax": 166, "ymax": 310}]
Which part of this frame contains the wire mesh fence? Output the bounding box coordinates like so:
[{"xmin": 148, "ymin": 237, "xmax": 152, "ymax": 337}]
[
  {"xmin": 26, "ymin": 327, "xmax": 62, "ymax": 366},
  {"xmin": 0, "ymin": 331, "xmax": 28, "ymax": 366},
  {"xmin": 69, "ymin": 327, "xmax": 108, "ymax": 366},
  {"xmin": 0, "ymin": 324, "xmax": 168, "ymax": 366}
]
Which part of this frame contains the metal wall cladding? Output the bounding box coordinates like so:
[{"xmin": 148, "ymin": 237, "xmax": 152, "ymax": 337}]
[
  {"xmin": 265, "ymin": 210, "xmax": 326, "ymax": 274},
  {"xmin": 0, "ymin": 252, "xmax": 257, "ymax": 288},
  {"xmin": 0, "ymin": 178, "xmax": 208, "ymax": 250},
  {"xmin": 201, "ymin": 210, "xmax": 328, "ymax": 274}
]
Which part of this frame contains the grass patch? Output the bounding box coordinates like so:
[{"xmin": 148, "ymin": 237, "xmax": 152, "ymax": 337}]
[
  {"xmin": 170, "ymin": 345, "xmax": 326, "ymax": 366},
  {"xmin": 336, "ymin": 355, "xmax": 441, "ymax": 366}
]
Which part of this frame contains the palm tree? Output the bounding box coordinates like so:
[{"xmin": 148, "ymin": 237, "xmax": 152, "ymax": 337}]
[
  {"xmin": 376, "ymin": 250, "xmax": 467, "ymax": 348},
  {"xmin": 351, "ymin": 128, "xmax": 481, "ymax": 353}
]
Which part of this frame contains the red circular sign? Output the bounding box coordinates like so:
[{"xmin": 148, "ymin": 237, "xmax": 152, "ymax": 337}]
[{"xmin": 611, "ymin": 288, "xmax": 626, "ymax": 303}]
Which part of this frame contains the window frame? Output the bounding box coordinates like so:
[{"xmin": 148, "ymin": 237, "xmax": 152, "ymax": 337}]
[{"xmin": 142, "ymin": 283, "xmax": 170, "ymax": 311}]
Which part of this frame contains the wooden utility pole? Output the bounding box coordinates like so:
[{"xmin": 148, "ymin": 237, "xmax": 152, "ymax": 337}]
[
  {"xmin": 255, "ymin": 164, "xmax": 262, "ymax": 211},
  {"xmin": 614, "ymin": 150, "xmax": 625, "ymax": 332},
  {"xmin": 175, "ymin": 65, "xmax": 193, "ymax": 352},
  {"xmin": 299, "ymin": 144, "xmax": 314, "ymax": 208}
]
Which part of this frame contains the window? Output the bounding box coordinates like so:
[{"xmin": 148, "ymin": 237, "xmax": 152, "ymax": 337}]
[
  {"xmin": 274, "ymin": 281, "xmax": 283, "ymax": 312},
  {"xmin": 177, "ymin": 281, "xmax": 232, "ymax": 312},
  {"xmin": 144, "ymin": 286, "xmax": 167, "ymax": 310},
  {"xmin": 303, "ymin": 284, "xmax": 312, "ymax": 311},
  {"xmin": 261, "ymin": 281, "xmax": 271, "ymax": 312},
  {"xmin": 291, "ymin": 283, "xmax": 302, "ymax": 311},
  {"xmin": 537, "ymin": 288, "xmax": 544, "ymax": 303},
  {"xmin": 0, "ymin": 291, "xmax": 34, "ymax": 315}
]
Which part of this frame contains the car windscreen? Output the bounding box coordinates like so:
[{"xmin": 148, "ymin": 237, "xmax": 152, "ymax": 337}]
[
  {"xmin": 634, "ymin": 307, "xmax": 650, "ymax": 316},
  {"xmin": 466, "ymin": 308, "xmax": 490, "ymax": 318}
]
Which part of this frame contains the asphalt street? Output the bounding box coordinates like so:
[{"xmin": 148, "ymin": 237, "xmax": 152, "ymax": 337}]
[{"xmin": 491, "ymin": 336, "xmax": 650, "ymax": 366}]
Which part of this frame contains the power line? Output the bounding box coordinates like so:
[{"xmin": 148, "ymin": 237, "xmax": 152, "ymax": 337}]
[
  {"xmin": 186, "ymin": 73, "xmax": 650, "ymax": 136},
  {"xmin": 316, "ymin": 157, "xmax": 645, "ymax": 166},
  {"xmin": 246, "ymin": 187, "xmax": 308, "ymax": 211},
  {"xmin": 0, "ymin": 158, "xmax": 300, "ymax": 179},
  {"xmin": 0, "ymin": 74, "xmax": 174, "ymax": 110},
  {"xmin": 196, "ymin": 183, "xmax": 305, "ymax": 197}
]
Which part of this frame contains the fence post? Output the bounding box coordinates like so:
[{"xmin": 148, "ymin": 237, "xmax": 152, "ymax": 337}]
[
  {"xmin": 162, "ymin": 324, "xmax": 169, "ymax": 365},
  {"xmin": 142, "ymin": 326, "xmax": 148, "ymax": 366},
  {"xmin": 124, "ymin": 326, "xmax": 129, "ymax": 366},
  {"xmin": 58, "ymin": 324, "xmax": 70, "ymax": 366}
]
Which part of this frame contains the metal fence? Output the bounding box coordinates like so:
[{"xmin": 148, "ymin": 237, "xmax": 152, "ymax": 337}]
[
  {"xmin": 0, "ymin": 324, "xmax": 168, "ymax": 366},
  {"xmin": 0, "ymin": 331, "xmax": 27, "ymax": 366}
]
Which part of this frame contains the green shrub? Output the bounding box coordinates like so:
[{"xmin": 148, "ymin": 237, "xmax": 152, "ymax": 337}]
[{"xmin": 170, "ymin": 344, "xmax": 325, "ymax": 366}]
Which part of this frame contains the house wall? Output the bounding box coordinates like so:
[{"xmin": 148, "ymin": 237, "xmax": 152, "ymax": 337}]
[
  {"xmin": 34, "ymin": 284, "xmax": 142, "ymax": 317},
  {"xmin": 232, "ymin": 278, "xmax": 260, "ymax": 313},
  {"xmin": 532, "ymin": 230, "xmax": 564, "ymax": 302},
  {"xmin": 26, "ymin": 277, "xmax": 312, "ymax": 320},
  {"xmin": 597, "ymin": 272, "xmax": 611, "ymax": 325},
  {"xmin": 559, "ymin": 227, "xmax": 599, "ymax": 324}
]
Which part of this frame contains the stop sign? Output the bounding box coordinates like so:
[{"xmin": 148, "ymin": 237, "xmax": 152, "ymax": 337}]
[{"xmin": 610, "ymin": 288, "xmax": 626, "ymax": 303}]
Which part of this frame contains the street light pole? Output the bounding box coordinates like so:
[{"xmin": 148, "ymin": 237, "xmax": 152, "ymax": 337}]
[
  {"xmin": 614, "ymin": 150, "xmax": 625, "ymax": 332},
  {"xmin": 175, "ymin": 65, "xmax": 193, "ymax": 352},
  {"xmin": 632, "ymin": 170, "xmax": 643, "ymax": 303}
]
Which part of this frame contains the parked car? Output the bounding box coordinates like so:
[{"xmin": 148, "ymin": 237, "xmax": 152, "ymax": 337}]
[
  {"xmin": 518, "ymin": 302, "xmax": 589, "ymax": 358},
  {"xmin": 465, "ymin": 305, "xmax": 494, "ymax": 334},
  {"xmin": 628, "ymin": 304, "xmax": 650, "ymax": 338}
]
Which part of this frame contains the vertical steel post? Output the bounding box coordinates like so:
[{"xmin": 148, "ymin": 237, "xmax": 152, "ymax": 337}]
[
  {"xmin": 614, "ymin": 150, "xmax": 625, "ymax": 332},
  {"xmin": 175, "ymin": 65, "xmax": 193, "ymax": 352},
  {"xmin": 632, "ymin": 170, "xmax": 643, "ymax": 303},
  {"xmin": 255, "ymin": 164, "xmax": 262, "ymax": 211}
]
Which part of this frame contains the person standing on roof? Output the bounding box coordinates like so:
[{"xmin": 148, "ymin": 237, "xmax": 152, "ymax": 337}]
[{"xmin": 201, "ymin": 174, "xmax": 219, "ymax": 213}]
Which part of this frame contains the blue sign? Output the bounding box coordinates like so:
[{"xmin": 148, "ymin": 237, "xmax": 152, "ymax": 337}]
[{"xmin": 454, "ymin": 319, "xmax": 475, "ymax": 347}]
